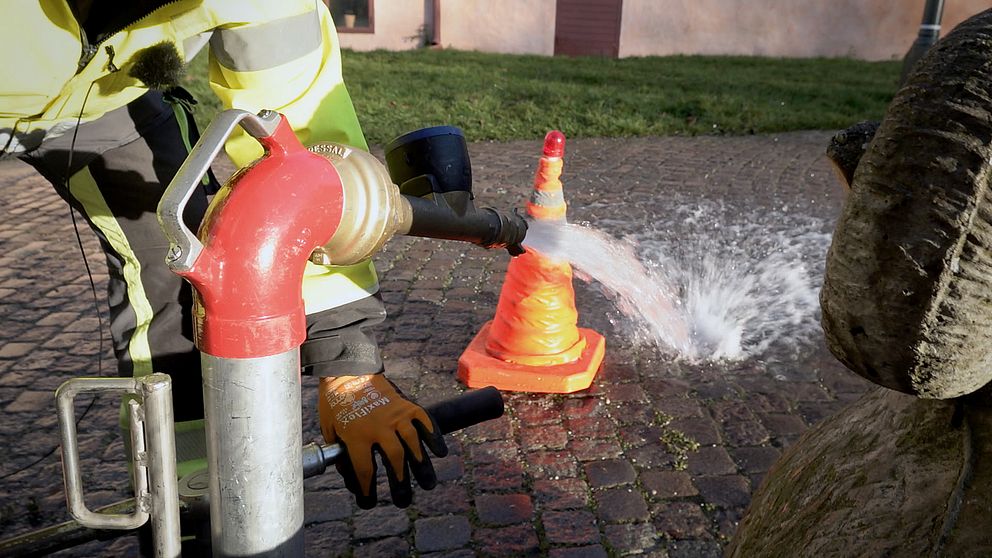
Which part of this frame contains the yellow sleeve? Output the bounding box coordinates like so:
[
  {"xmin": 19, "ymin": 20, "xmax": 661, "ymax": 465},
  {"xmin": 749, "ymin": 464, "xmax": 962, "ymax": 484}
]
[{"xmin": 207, "ymin": 1, "xmax": 367, "ymax": 167}]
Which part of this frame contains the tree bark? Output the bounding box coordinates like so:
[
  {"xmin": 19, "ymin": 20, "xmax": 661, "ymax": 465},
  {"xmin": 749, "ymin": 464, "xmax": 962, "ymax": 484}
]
[
  {"xmin": 728, "ymin": 388, "xmax": 992, "ymax": 557},
  {"xmin": 821, "ymin": 8, "xmax": 992, "ymax": 398}
]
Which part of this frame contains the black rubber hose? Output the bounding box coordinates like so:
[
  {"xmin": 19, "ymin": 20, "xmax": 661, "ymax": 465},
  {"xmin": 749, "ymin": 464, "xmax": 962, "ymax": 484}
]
[
  {"xmin": 428, "ymin": 386, "xmax": 505, "ymax": 435},
  {"xmin": 403, "ymin": 195, "xmax": 528, "ymax": 255}
]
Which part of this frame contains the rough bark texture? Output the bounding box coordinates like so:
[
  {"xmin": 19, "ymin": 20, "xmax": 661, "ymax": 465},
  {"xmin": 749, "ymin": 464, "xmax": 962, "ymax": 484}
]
[
  {"xmin": 729, "ymin": 388, "xmax": 992, "ymax": 557},
  {"xmin": 821, "ymin": 9, "xmax": 992, "ymax": 398},
  {"xmin": 825, "ymin": 120, "xmax": 880, "ymax": 189}
]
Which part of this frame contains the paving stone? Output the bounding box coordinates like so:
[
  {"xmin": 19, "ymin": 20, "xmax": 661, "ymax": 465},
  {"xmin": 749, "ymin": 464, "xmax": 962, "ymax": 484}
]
[
  {"xmin": 468, "ymin": 440, "xmax": 518, "ymax": 464},
  {"xmin": 563, "ymin": 397, "xmax": 609, "ymax": 419},
  {"xmin": 475, "ymin": 493, "xmax": 533, "ymax": 525},
  {"xmin": 620, "ymin": 424, "xmax": 665, "ymax": 448},
  {"xmin": 415, "ymin": 483, "xmax": 472, "ymax": 516},
  {"xmin": 594, "ymin": 487, "xmax": 650, "ymax": 523},
  {"xmin": 604, "ymin": 383, "xmax": 649, "ymax": 403},
  {"xmin": 759, "ymin": 413, "xmax": 808, "ymax": 441},
  {"xmin": 714, "ymin": 508, "xmax": 743, "ymax": 540},
  {"xmin": 692, "ymin": 475, "xmax": 751, "ymax": 509},
  {"xmin": 745, "ymin": 391, "xmax": 796, "ymax": 414},
  {"xmin": 728, "ymin": 446, "xmax": 781, "ymax": 474},
  {"xmin": 512, "ymin": 397, "xmax": 566, "ymax": 425},
  {"xmin": 353, "ymin": 536, "xmax": 411, "ymax": 558},
  {"xmin": 433, "ymin": 454, "xmax": 466, "ymax": 482},
  {"xmin": 652, "ymin": 397, "xmax": 704, "ymax": 418},
  {"xmin": 569, "ymin": 438, "xmax": 625, "ymax": 461},
  {"xmin": 525, "ymin": 450, "xmax": 580, "ymax": 479},
  {"xmin": 520, "ymin": 423, "xmax": 570, "ymax": 451},
  {"xmin": 721, "ymin": 417, "xmax": 771, "ymax": 447},
  {"xmin": 304, "ymin": 490, "xmax": 352, "ymax": 524},
  {"xmin": 788, "ymin": 382, "xmax": 832, "ymax": 402},
  {"xmin": 471, "ymin": 459, "xmax": 525, "ymax": 491},
  {"xmin": 653, "ymin": 502, "xmax": 713, "ymax": 540},
  {"xmin": 640, "ymin": 470, "xmax": 698, "ymax": 499},
  {"xmin": 0, "ymin": 342, "xmax": 34, "ymax": 358},
  {"xmin": 585, "ymin": 458, "xmax": 637, "ymax": 488},
  {"xmin": 542, "ymin": 510, "xmax": 600, "ymax": 545},
  {"xmin": 474, "ymin": 523, "xmax": 541, "ymax": 557},
  {"xmin": 304, "ymin": 520, "xmax": 351, "ymax": 557},
  {"xmin": 549, "ymin": 545, "xmax": 609, "ymax": 558},
  {"xmin": 603, "ymin": 523, "xmax": 661, "ymax": 555},
  {"xmin": 4, "ymin": 390, "xmax": 51, "ymax": 412},
  {"xmin": 686, "ymin": 447, "xmax": 737, "ymax": 476},
  {"xmin": 598, "ymin": 361, "xmax": 640, "ymax": 383},
  {"xmin": 642, "ymin": 378, "xmax": 693, "ymax": 397},
  {"xmin": 415, "ymin": 515, "xmax": 472, "ymax": 553},
  {"xmin": 533, "ymin": 477, "xmax": 590, "ymax": 510},
  {"xmin": 567, "ymin": 416, "xmax": 618, "ymax": 439},
  {"xmin": 666, "ymin": 539, "xmax": 724, "ymax": 558},
  {"xmin": 626, "ymin": 443, "xmax": 675, "ymax": 470},
  {"xmin": 353, "ymin": 505, "xmax": 410, "ymax": 539},
  {"xmin": 422, "ymin": 550, "xmax": 477, "ymax": 558},
  {"xmin": 691, "ymin": 378, "xmax": 739, "ymax": 399},
  {"xmin": 613, "ymin": 401, "xmax": 658, "ymax": 426},
  {"xmin": 668, "ymin": 417, "xmax": 722, "ymax": 446}
]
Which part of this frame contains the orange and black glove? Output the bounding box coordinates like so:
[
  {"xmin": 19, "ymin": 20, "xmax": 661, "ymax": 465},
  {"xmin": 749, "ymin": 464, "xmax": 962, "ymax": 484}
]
[{"xmin": 318, "ymin": 374, "xmax": 448, "ymax": 509}]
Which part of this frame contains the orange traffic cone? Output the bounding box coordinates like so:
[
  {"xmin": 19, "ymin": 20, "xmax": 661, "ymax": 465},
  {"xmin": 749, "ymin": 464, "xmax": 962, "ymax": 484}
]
[{"xmin": 457, "ymin": 131, "xmax": 606, "ymax": 393}]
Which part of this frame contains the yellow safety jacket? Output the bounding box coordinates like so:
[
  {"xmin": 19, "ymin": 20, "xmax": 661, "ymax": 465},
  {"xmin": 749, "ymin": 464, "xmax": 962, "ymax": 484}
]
[{"xmin": 2, "ymin": 0, "xmax": 378, "ymax": 311}]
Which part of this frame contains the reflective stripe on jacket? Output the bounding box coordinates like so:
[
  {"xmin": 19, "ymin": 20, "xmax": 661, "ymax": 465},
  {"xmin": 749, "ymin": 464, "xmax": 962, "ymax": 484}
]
[{"xmin": 3, "ymin": 0, "xmax": 378, "ymax": 308}]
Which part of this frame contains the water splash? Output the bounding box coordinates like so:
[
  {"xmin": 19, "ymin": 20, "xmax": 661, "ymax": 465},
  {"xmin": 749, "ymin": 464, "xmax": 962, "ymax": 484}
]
[{"xmin": 521, "ymin": 203, "xmax": 831, "ymax": 362}]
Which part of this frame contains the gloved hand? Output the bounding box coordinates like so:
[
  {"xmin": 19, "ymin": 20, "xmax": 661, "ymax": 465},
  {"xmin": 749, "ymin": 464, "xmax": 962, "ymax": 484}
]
[{"xmin": 318, "ymin": 374, "xmax": 447, "ymax": 509}]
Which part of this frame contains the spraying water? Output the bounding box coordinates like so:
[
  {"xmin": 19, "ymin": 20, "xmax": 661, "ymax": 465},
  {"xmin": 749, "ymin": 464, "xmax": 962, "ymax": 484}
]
[{"xmin": 521, "ymin": 202, "xmax": 831, "ymax": 362}]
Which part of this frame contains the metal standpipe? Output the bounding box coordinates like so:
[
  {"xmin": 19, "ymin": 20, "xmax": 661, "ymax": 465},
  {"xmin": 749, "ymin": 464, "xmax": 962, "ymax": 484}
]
[
  {"xmin": 158, "ymin": 109, "xmax": 345, "ymax": 556},
  {"xmin": 202, "ymin": 350, "xmax": 304, "ymax": 556}
]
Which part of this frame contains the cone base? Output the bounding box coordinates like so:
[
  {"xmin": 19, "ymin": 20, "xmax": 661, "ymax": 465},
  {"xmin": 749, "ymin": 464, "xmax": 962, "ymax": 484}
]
[{"xmin": 457, "ymin": 322, "xmax": 606, "ymax": 393}]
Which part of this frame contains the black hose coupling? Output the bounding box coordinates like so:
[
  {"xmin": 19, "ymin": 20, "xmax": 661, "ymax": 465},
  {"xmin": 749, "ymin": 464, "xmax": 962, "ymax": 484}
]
[
  {"xmin": 386, "ymin": 125, "xmax": 528, "ymax": 257},
  {"xmin": 484, "ymin": 207, "xmax": 528, "ymax": 256}
]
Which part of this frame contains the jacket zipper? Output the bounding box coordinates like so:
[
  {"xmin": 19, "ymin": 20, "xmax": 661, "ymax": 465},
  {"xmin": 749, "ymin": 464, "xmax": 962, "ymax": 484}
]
[{"xmin": 72, "ymin": 0, "xmax": 182, "ymax": 74}]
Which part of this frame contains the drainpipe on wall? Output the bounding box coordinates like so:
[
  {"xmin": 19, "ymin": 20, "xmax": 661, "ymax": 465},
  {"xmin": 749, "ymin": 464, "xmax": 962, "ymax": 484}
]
[
  {"xmin": 900, "ymin": 0, "xmax": 944, "ymax": 85},
  {"xmin": 429, "ymin": 0, "xmax": 441, "ymax": 48}
]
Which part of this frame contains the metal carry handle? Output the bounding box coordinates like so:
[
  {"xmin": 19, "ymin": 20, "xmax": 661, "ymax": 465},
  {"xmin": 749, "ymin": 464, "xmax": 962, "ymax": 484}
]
[
  {"xmin": 157, "ymin": 109, "xmax": 282, "ymax": 272},
  {"xmin": 55, "ymin": 374, "xmax": 181, "ymax": 557}
]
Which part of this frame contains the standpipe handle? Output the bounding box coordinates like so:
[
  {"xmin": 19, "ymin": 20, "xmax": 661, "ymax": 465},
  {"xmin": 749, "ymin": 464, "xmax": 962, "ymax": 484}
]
[
  {"xmin": 55, "ymin": 375, "xmax": 180, "ymax": 547},
  {"xmin": 157, "ymin": 109, "xmax": 282, "ymax": 272},
  {"xmin": 303, "ymin": 386, "xmax": 505, "ymax": 477}
]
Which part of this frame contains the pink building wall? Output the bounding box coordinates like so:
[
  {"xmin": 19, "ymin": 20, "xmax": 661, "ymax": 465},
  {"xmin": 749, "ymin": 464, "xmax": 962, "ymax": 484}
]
[
  {"xmin": 619, "ymin": 0, "xmax": 990, "ymax": 60},
  {"xmin": 335, "ymin": 0, "xmax": 990, "ymax": 60}
]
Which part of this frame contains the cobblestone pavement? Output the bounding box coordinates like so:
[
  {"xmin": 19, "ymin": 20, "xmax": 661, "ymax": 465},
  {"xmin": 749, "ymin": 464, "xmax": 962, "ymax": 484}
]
[{"xmin": 0, "ymin": 131, "xmax": 871, "ymax": 557}]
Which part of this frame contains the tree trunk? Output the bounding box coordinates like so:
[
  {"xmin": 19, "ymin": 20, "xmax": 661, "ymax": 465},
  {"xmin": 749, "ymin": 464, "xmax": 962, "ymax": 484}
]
[
  {"xmin": 821, "ymin": 8, "xmax": 992, "ymax": 399},
  {"xmin": 728, "ymin": 389, "xmax": 992, "ymax": 557}
]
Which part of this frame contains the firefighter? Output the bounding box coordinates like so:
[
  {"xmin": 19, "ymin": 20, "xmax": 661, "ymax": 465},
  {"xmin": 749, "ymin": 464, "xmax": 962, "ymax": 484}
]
[{"xmin": 1, "ymin": 0, "xmax": 445, "ymax": 515}]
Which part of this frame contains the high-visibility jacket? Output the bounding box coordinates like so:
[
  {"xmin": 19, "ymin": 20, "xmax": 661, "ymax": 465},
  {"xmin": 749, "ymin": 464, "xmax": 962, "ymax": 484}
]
[{"xmin": 2, "ymin": 0, "xmax": 378, "ymax": 311}]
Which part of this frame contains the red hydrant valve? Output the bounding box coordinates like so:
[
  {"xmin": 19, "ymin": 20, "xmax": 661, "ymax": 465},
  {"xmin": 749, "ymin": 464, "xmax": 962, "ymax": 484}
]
[{"xmin": 159, "ymin": 110, "xmax": 345, "ymax": 358}]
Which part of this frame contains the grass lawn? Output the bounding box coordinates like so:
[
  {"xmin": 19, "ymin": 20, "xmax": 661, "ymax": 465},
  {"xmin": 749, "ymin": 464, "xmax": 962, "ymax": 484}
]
[{"xmin": 183, "ymin": 49, "xmax": 900, "ymax": 146}]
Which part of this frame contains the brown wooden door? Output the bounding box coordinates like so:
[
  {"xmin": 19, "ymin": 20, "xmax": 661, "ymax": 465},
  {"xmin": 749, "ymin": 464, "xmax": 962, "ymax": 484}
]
[{"xmin": 554, "ymin": 0, "xmax": 623, "ymax": 57}]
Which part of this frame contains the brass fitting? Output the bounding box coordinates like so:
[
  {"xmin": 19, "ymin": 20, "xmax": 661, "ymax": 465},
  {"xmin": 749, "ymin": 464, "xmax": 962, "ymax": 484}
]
[{"xmin": 307, "ymin": 143, "xmax": 413, "ymax": 266}]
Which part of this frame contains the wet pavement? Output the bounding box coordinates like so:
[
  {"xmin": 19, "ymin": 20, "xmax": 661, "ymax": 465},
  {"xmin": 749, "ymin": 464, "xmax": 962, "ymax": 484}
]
[{"xmin": 0, "ymin": 131, "xmax": 871, "ymax": 557}]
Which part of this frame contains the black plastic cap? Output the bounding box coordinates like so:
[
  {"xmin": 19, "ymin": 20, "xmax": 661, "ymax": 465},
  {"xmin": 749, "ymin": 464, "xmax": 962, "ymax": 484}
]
[{"xmin": 384, "ymin": 126, "xmax": 472, "ymax": 196}]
